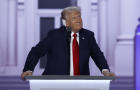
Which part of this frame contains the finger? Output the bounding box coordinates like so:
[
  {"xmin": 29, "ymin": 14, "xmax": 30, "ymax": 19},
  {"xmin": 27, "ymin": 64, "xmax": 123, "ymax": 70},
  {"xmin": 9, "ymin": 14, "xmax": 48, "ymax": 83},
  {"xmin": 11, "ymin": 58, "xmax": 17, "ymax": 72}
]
[
  {"xmin": 27, "ymin": 73, "xmax": 32, "ymax": 76},
  {"xmin": 104, "ymin": 73, "xmax": 110, "ymax": 76},
  {"xmin": 21, "ymin": 74, "xmax": 26, "ymax": 80},
  {"xmin": 110, "ymin": 73, "xmax": 115, "ymax": 76},
  {"xmin": 21, "ymin": 73, "xmax": 28, "ymax": 80}
]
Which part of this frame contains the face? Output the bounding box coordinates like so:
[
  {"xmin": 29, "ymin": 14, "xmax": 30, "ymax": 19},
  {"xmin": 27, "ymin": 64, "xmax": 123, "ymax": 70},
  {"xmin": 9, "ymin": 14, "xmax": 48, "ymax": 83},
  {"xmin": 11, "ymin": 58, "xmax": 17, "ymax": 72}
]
[{"xmin": 66, "ymin": 11, "xmax": 83, "ymax": 33}]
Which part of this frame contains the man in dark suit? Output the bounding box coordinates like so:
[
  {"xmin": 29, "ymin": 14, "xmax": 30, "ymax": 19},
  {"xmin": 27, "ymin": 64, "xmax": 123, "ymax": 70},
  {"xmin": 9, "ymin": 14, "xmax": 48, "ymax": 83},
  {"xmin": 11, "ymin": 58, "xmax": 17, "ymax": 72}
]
[{"xmin": 21, "ymin": 6, "xmax": 115, "ymax": 80}]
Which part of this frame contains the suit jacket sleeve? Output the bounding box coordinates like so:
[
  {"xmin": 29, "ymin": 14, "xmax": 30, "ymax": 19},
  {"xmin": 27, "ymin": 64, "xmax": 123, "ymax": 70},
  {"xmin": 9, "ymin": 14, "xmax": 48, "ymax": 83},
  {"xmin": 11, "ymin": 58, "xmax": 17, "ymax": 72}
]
[
  {"xmin": 23, "ymin": 31, "xmax": 52, "ymax": 72},
  {"xmin": 89, "ymin": 32, "xmax": 110, "ymax": 72}
]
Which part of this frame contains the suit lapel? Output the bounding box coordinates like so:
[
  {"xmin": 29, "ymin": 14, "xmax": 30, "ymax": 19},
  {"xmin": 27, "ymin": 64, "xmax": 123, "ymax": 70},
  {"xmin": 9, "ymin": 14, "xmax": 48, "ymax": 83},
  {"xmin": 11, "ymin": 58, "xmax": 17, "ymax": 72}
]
[
  {"xmin": 79, "ymin": 29, "xmax": 86, "ymax": 71},
  {"xmin": 60, "ymin": 26, "xmax": 70, "ymax": 74},
  {"xmin": 79, "ymin": 28, "xmax": 86, "ymax": 53}
]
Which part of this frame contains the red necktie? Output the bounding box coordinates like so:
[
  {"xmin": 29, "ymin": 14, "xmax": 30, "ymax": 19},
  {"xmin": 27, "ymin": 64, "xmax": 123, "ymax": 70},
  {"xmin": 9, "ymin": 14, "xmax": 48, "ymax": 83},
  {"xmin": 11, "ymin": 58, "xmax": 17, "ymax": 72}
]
[{"xmin": 72, "ymin": 33, "xmax": 80, "ymax": 75}]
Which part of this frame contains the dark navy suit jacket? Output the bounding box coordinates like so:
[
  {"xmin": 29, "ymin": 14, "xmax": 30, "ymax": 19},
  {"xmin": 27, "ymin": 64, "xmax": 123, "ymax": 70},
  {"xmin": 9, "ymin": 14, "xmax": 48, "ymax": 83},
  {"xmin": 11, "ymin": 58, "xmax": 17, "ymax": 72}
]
[{"xmin": 23, "ymin": 26, "xmax": 110, "ymax": 75}]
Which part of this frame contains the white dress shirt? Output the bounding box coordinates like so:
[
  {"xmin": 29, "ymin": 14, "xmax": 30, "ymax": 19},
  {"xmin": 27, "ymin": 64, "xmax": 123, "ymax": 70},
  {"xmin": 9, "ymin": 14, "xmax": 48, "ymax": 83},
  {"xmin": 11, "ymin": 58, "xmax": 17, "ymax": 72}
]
[{"xmin": 70, "ymin": 32, "xmax": 79, "ymax": 76}]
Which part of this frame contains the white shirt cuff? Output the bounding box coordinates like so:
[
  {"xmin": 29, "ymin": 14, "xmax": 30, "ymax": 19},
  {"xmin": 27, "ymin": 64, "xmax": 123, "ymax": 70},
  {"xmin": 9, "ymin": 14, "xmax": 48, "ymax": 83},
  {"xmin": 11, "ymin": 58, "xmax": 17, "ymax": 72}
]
[
  {"xmin": 102, "ymin": 69, "xmax": 109, "ymax": 73},
  {"xmin": 26, "ymin": 70, "xmax": 33, "ymax": 72}
]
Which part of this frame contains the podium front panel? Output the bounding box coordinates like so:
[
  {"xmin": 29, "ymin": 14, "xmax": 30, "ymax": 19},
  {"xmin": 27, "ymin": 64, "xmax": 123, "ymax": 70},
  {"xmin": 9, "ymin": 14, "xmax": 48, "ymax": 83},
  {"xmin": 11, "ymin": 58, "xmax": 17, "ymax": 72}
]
[{"xmin": 29, "ymin": 80, "xmax": 111, "ymax": 90}]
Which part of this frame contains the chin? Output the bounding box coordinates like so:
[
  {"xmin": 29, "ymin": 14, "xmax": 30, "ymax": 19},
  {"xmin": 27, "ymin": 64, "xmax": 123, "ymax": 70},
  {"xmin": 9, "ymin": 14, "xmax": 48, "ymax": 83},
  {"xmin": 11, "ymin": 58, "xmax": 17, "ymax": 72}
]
[
  {"xmin": 77, "ymin": 27, "xmax": 82, "ymax": 31},
  {"xmin": 76, "ymin": 26, "xmax": 82, "ymax": 30},
  {"xmin": 72, "ymin": 26, "xmax": 82, "ymax": 32}
]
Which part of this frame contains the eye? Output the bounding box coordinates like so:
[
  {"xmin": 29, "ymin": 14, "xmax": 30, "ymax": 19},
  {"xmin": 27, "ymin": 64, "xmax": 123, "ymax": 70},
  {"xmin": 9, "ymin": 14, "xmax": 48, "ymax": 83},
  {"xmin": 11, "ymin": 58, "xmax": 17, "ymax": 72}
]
[{"xmin": 72, "ymin": 17, "xmax": 76, "ymax": 19}]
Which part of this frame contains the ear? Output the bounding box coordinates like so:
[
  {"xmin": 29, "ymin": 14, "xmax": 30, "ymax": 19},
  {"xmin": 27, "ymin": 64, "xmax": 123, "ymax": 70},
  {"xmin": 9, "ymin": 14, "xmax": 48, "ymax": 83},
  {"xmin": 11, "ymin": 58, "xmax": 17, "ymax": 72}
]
[{"xmin": 62, "ymin": 19, "xmax": 66, "ymax": 26}]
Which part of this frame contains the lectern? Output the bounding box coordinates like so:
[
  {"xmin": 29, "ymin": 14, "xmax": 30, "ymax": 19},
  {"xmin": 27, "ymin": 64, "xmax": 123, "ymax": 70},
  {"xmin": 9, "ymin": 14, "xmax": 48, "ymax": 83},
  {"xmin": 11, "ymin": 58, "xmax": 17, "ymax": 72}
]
[{"xmin": 25, "ymin": 75, "xmax": 115, "ymax": 90}]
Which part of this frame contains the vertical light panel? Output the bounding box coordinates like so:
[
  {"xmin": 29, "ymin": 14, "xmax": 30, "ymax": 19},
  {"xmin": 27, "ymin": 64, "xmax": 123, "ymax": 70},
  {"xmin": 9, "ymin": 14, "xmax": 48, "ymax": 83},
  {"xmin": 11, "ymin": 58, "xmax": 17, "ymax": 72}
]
[{"xmin": 135, "ymin": 18, "xmax": 140, "ymax": 90}]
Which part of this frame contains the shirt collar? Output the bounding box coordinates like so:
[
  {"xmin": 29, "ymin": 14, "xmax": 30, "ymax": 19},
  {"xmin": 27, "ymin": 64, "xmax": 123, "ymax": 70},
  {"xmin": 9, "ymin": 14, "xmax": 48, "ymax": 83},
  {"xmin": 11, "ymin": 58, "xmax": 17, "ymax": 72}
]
[{"xmin": 71, "ymin": 31, "xmax": 79, "ymax": 37}]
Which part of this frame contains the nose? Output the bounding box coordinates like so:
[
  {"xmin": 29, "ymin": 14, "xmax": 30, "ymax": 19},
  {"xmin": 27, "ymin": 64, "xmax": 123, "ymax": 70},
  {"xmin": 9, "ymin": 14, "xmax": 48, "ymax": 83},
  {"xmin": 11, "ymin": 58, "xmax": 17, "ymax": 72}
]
[{"xmin": 76, "ymin": 17, "xmax": 81, "ymax": 23}]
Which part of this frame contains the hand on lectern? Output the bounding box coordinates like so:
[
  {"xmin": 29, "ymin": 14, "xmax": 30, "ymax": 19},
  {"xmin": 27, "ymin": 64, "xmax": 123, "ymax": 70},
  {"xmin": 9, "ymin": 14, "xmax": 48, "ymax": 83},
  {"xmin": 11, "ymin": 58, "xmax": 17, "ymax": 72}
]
[
  {"xmin": 102, "ymin": 71, "xmax": 116, "ymax": 76},
  {"xmin": 21, "ymin": 72, "xmax": 33, "ymax": 80}
]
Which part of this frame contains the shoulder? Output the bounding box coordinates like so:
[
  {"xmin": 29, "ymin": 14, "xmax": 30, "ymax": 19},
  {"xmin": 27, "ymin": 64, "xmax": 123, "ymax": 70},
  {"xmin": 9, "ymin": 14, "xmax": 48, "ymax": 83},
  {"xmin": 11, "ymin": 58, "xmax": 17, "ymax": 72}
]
[
  {"xmin": 48, "ymin": 26, "xmax": 65, "ymax": 35},
  {"xmin": 81, "ymin": 28, "xmax": 95, "ymax": 36},
  {"xmin": 47, "ymin": 29, "xmax": 59, "ymax": 34},
  {"xmin": 46, "ymin": 29, "xmax": 61, "ymax": 38}
]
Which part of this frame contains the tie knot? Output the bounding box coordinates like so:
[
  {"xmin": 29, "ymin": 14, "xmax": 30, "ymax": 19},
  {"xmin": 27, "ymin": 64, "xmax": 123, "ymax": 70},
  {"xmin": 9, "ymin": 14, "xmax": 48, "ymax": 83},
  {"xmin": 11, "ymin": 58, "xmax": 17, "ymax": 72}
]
[{"xmin": 73, "ymin": 33, "xmax": 77, "ymax": 37}]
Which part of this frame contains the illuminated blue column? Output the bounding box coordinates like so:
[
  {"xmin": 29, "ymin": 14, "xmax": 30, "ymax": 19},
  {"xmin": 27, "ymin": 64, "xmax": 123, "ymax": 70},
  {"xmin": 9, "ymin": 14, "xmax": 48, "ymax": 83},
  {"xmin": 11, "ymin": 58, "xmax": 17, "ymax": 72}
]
[{"xmin": 135, "ymin": 18, "xmax": 140, "ymax": 90}]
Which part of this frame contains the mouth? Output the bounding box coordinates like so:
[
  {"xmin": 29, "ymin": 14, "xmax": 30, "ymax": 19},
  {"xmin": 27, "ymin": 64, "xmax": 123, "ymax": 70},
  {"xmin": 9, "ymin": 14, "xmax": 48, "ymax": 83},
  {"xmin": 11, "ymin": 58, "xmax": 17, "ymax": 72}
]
[{"xmin": 76, "ymin": 22, "xmax": 81, "ymax": 25}]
